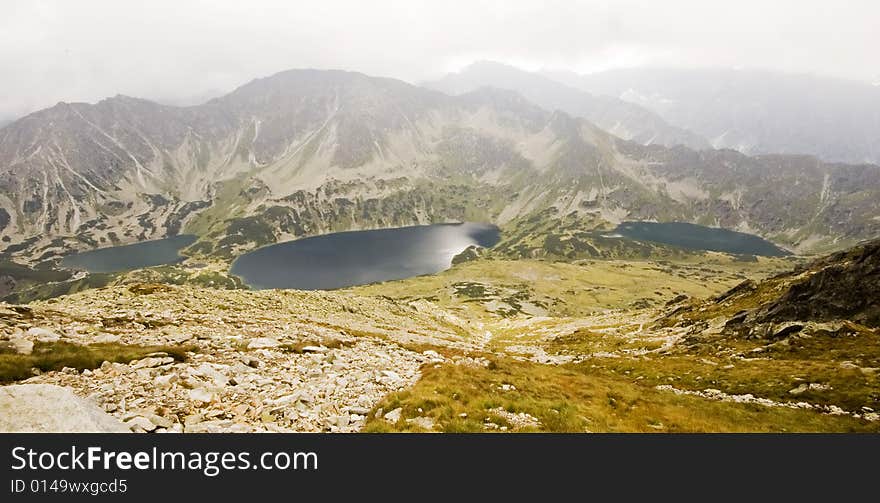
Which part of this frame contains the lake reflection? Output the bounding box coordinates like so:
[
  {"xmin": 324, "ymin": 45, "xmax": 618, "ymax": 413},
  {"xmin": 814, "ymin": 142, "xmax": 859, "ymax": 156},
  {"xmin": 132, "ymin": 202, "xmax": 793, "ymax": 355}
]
[
  {"xmin": 230, "ymin": 223, "xmax": 500, "ymax": 290},
  {"xmin": 61, "ymin": 235, "xmax": 197, "ymax": 273},
  {"xmin": 614, "ymin": 221, "xmax": 789, "ymax": 257}
]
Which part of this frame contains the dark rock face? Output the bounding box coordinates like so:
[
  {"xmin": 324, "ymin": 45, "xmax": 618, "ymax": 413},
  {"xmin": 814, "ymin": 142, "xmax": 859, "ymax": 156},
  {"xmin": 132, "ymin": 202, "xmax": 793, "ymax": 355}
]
[
  {"xmin": 755, "ymin": 239, "xmax": 880, "ymax": 327},
  {"xmin": 451, "ymin": 245, "xmax": 485, "ymax": 265}
]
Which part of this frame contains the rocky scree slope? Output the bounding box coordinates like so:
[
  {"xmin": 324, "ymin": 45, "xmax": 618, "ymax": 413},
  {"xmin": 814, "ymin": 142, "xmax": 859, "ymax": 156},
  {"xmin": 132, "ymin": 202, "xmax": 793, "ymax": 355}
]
[{"xmin": 0, "ymin": 282, "xmax": 488, "ymax": 432}]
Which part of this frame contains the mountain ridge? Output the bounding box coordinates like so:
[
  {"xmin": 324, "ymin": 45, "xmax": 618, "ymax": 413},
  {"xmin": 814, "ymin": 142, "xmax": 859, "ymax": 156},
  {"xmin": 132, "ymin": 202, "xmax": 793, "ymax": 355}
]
[
  {"xmin": 545, "ymin": 67, "xmax": 880, "ymax": 165},
  {"xmin": 0, "ymin": 67, "xmax": 878, "ymax": 268},
  {"xmin": 423, "ymin": 61, "xmax": 710, "ymax": 150}
]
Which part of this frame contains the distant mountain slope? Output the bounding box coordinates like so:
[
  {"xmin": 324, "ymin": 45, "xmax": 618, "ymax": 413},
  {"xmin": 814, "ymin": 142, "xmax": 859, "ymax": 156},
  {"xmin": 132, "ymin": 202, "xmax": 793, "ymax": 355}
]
[
  {"xmin": 0, "ymin": 68, "xmax": 878, "ymax": 264},
  {"xmin": 546, "ymin": 68, "xmax": 880, "ymax": 165},
  {"xmin": 423, "ymin": 61, "xmax": 709, "ymax": 150}
]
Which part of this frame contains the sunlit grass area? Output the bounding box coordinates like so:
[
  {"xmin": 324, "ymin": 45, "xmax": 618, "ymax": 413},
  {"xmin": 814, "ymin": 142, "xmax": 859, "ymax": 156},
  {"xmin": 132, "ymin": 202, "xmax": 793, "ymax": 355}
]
[
  {"xmin": 351, "ymin": 256, "xmax": 793, "ymax": 319},
  {"xmin": 364, "ymin": 355, "xmax": 878, "ymax": 433}
]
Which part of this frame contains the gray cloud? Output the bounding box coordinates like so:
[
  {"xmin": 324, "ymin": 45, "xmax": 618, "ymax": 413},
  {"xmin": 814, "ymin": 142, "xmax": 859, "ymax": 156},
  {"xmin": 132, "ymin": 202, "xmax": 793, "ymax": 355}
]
[{"xmin": 2, "ymin": 0, "xmax": 878, "ymax": 119}]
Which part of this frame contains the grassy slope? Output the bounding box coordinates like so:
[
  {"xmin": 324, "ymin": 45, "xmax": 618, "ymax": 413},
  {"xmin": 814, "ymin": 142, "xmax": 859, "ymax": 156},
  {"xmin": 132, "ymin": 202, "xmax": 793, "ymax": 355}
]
[
  {"xmin": 358, "ymin": 255, "xmax": 878, "ymax": 432},
  {"xmin": 364, "ymin": 355, "xmax": 874, "ymax": 433},
  {"xmin": 351, "ymin": 255, "xmax": 794, "ymax": 319}
]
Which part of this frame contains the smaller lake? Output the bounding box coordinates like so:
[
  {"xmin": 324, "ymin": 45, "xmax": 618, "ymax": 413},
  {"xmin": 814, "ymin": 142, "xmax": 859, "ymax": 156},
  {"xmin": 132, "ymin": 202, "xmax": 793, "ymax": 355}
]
[
  {"xmin": 614, "ymin": 222, "xmax": 789, "ymax": 257},
  {"xmin": 61, "ymin": 235, "xmax": 197, "ymax": 273},
  {"xmin": 231, "ymin": 223, "xmax": 500, "ymax": 290}
]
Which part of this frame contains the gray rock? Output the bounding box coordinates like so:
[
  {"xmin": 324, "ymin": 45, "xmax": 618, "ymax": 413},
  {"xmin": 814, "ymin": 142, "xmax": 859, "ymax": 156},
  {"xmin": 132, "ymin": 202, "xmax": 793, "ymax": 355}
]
[
  {"xmin": 143, "ymin": 413, "xmax": 173, "ymax": 429},
  {"xmin": 124, "ymin": 416, "xmax": 157, "ymax": 432},
  {"xmin": 0, "ymin": 338, "xmax": 33, "ymax": 355},
  {"xmin": 0, "ymin": 384, "xmax": 129, "ymax": 433},
  {"xmin": 26, "ymin": 327, "xmax": 60, "ymax": 342},
  {"xmin": 381, "ymin": 370, "xmax": 402, "ymax": 380},
  {"xmin": 406, "ymin": 416, "xmax": 436, "ymax": 430},
  {"xmin": 187, "ymin": 388, "xmax": 215, "ymax": 403},
  {"xmin": 247, "ymin": 337, "xmax": 281, "ymax": 349},
  {"xmin": 239, "ymin": 355, "xmax": 261, "ymax": 368},
  {"xmin": 383, "ymin": 407, "xmax": 402, "ymax": 423},
  {"xmin": 92, "ymin": 333, "xmax": 121, "ymax": 344},
  {"xmin": 131, "ymin": 357, "xmax": 174, "ymax": 369},
  {"xmin": 153, "ymin": 373, "xmax": 179, "ymax": 388}
]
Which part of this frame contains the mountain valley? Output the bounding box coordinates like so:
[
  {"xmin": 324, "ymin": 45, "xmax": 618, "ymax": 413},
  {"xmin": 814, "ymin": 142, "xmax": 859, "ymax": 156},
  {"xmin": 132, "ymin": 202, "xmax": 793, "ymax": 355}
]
[{"xmin": 0, "ymin": 67, "xmax": 878, "ymax": 433}]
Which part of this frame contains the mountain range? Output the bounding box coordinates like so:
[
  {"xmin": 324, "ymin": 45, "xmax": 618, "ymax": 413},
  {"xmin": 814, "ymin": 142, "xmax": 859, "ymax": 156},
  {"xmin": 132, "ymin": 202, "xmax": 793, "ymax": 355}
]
[
  {"xmin": 0, "ymin": 67, "xmax": 879, "ymax": 268},
  {"xmin": 547, "ymin": 67, "xmax": 880, "ymax": 165},
  {"xmin": 423, "ymin": 61, "xmax": 710, "ymax": 150}
]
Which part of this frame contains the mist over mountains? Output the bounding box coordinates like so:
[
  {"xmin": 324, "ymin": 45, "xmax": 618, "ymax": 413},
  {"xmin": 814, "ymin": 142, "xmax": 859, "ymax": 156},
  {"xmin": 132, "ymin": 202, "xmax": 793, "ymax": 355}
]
[
  {"xmin": 546, "ymin": 67, "xmax": 880, "ymax": 165},
  {"xmin": 422, "ymin": 61, "xmax": 710, "ymax": 150}
]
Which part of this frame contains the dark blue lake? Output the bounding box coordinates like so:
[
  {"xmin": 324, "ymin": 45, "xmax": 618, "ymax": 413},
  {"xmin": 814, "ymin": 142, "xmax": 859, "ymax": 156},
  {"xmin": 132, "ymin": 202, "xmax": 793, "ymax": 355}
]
[
  {"xmin": 61, "ymin": 235, "xmax": 197, "ymax": 273},
  {"xmin": 614, "ymin": 221, "xmax": 789, "ymax": 256},
  {"xmin": 231, "ymin": 223, "xmax": 500, "ymax": 290}
]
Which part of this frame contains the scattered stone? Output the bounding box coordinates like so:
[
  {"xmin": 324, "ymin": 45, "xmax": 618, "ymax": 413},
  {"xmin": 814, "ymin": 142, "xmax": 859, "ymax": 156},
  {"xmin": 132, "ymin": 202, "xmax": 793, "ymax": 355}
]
[
  {"xmin": 131, "ymin": 357, "xmax": 174, "ymax": 369},
  {"xmin": 789, "ymin": 383, "xmax": 832, "ymax": 395},
  {"xmin": 488, "ymin": 408, "xmax": 540, "ymax": 429},
  {"xmin": 301, "ymin": 346, "xmax": 326, "ymax": 353},
  {"xmin": 92, "ymin": 333, "xmax": 121, "ymax": 344},
  {"xmin": 381, "ymin": 370, "xmax": 402, "ymax": 380},
  {"xmin": 247, "ymin": 337, "xmax": 281, "ymax": 349},
  {"xmin": 0, "ymin": 338, "xmax": 33, "ymax": 355},
  {"xmin": 406, "ymin": 416, "xmax": 436, "ymax": 430},
  {"xmin": 188, "ymin": 388, "xmax": 215, "ymax": 404},
  {"xmin": 0, "ymin": 285, "xmax": 441, "ymax": 433},
  {"xmin": 143, "ymin": 414, "xmax": 173, "ymax": 429},
  {"xmin": 26, "ymin": 327, "xmax": 61, "ymax": 342},
  {"xmin": 124, "ymin": 416, "xmax": 157, "ymax": 432},
  {"xmin": 383, "ymin": 407, "xmax": 403, "ymax": 423},
  {"xmin": 154, "ymin": 373, "xmax": 179, "ymax": 388},
  {"xmin": 422, "ymin": 350, "xmax": 443, "ymax": 361},
  {"xmin": 238, "ymin": 355, "xmax": 261, "ymax": 368}
]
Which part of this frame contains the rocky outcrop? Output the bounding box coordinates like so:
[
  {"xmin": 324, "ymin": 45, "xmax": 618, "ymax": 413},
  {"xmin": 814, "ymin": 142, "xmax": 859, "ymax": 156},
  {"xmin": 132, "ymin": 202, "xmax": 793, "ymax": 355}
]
[
  {"xmin": 753, "ymin": 239, "xmax": 880, "ymax": 327},
  {"xmin": 660, "ymin": 238, "xmax": 880, "ymax": 341},
  {"xmin": 0, "ymin": 384, "xmax": 129, "ymax": 432}
]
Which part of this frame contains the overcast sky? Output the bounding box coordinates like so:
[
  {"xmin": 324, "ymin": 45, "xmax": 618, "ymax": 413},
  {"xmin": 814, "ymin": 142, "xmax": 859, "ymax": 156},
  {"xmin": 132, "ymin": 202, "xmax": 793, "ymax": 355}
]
[{"xmin": 2, "ymin": 0, "xmax": 878, "ymax": 119}]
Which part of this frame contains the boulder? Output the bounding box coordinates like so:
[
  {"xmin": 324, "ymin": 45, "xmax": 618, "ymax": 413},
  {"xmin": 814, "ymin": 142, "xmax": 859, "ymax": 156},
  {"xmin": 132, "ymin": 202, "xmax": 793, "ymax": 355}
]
[
  {"xmin": 0, "ymin": 384, "xmax": 129, "ymax": 433},
  {"xmin": 0, "ymin": 338, "xmax": 33, "ymax": 355},
  {"xmin": 124, "ymin": 415, "xmax": 157, "ymax": 432},
  {"xmin": 406, "ymin": 416, "xmax": 436, "ymax": 430},
  {"xmin": 26, "ymin": 327, "xmax": 61, "ymax": 342},
  {"xmin": 247, "ymin": 337, "xmax": 281, "ymax": 349},
  {"xmin": 383, "ymin": 407, "xmax": 402, "ymax": 423},
  {"xmin": 188, "ymin": 388, "xmax": 215, "ymax": 404},
  {"xmin": 92, "ymin": 333, "xmax": 121, "ymax": 344},
  {"xmin": 131, "ymin": 356, "xmax": 174, "ymax": 369}
]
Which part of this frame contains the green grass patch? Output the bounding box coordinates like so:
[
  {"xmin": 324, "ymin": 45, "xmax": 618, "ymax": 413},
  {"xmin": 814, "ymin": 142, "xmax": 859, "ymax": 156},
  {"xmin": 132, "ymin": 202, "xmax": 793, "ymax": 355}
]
[
  {"xmin": 363, "ymin": 354, "xmax": 878, "ymax": 432},
  {"xmin": 0, "ymin": 341, "xmax": 196, "ymax": 383}
]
